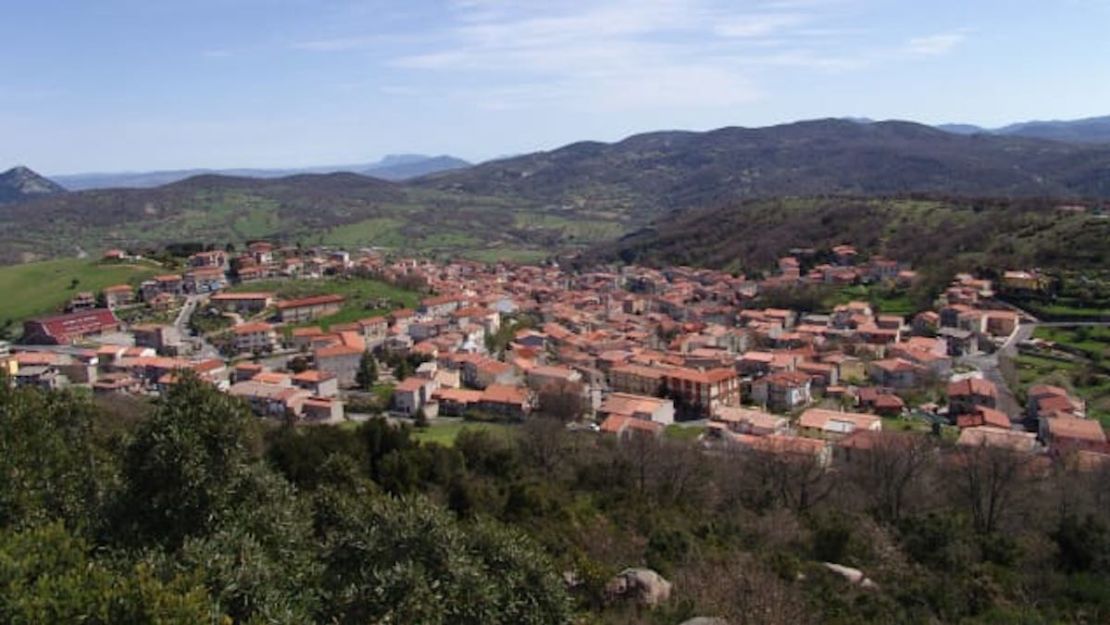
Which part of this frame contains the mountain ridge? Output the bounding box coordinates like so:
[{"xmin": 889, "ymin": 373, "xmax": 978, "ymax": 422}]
[{"xmin": 0, "ymin": 166, "xmax": 66, "ymax": 204}]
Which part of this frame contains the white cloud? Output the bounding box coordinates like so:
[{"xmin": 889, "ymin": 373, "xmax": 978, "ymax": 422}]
[
  {"xmin": 905, "ymin": 32, "xmax": 967, "ymax": 56},
  {"xmin": 714, "ymin": 13, "xmax": 806, "ymax": 38}
]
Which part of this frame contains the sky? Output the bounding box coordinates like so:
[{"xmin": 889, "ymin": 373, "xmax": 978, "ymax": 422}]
[{"xmin": 2, "ymin": 0, "xmax": 1109, "ymax": 174}]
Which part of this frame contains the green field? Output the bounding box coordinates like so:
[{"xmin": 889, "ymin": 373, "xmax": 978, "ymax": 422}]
[
  {"xmin": 229, "ymin": 277, "xmax": 420, "ymax": 328},
  {"xmin": 663, "ymin": 424, "xmax": 705, "ymax": 441},
  {"xmin": 0, "ymin": 259, "xmax": 161, "ymax": 327},
  {"xmin": 411, "ymin": 420, "xmax": 515, "ymax": 447},
  {"xmin": 1033, "ymin": 326, "xmax": 1110, "ymax": 359},
  {"xmin": 827, "ymin": 284, "xmax": 917, "ymax": 316}
]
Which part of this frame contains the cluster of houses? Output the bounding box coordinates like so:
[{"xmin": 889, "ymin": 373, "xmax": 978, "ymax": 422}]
[{"xmin": 5, "ymin": 242, "xmax": 1105, "ymax": 471}]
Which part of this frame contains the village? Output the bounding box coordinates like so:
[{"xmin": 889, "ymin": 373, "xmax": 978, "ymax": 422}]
[{"xmin": 2, "ymin": 239, "xmax": 1106, "ymax": 473}]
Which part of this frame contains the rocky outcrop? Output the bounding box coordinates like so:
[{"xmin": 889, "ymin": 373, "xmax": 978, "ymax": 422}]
[
  {"xmin": 822, "ymin": 562, "xmax": 879, "ymax": 590},
  {"xmin": 605, "ymin": 567, "xmax": 673, "ymax": 606}
]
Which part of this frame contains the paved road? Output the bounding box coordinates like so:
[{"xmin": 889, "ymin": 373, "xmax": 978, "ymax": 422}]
[
  {"xmin": 176, "ymin": 295, "xmax": 222, "ymax": 360},
  {"xmin": 956, "ymin": 323, "xmax": 1034, "ymax": 419}
]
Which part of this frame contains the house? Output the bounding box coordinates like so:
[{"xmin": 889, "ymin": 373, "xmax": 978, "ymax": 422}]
[
  {"xmin": 661, "ymin": 367, "xmax": 742, "ymax": 419},
  {"xmin": 713, "ymin": 406, "xmax": 788, "ymax": 436},
  {"xmin": 432, "ymin": 388, "xmax": 484, "ymax": 416},
  {"xmin": 1039, "ymin": 417, "xmax": 1106, "ymax": 448},
  {"xmin": 232, "ymin": 322, "xmax": 278, "ymax": 354},
  {"xmin": 277, "ymin": 294, "xmax": 345, "ymax": 323},
  {"xmin": 189, "ymin": 250, "xmax": 228, "ymax": 270},
  {"xmin": 132, "ymin": 324, "xmax": 182, "ymax": 356},
  {"xmin": 956, "ymin": 426, "xmax": 1038, "ymax": 453},
  {"xmin": 64, "ymin": 292, "xmax": 95, "ymax": 314},
  {"xmin": 461, "ymin": 356, "xmax": 518, "ymax": 389},
  {"xmin": 393, "ymin": 376, "xmax": 440, "ymax": 416},
  {"xmin": 184, "ymin": 267, "xmax": 228, "ymax": 294},
  {"xmin": 22, "ymin": 309, "xmax": 120, "ymax": 345},
  {"xmin": 13, "ymin": 365, "xmax": 68, "ymax": 390},
  {"xmin": 358, "ymin": 316, "xmax": 389, "ymax": 348},
  {"xmin": 867, "ymin": 358, "xmax": 923, "ymax": 389},
  {"xmin": 291, "ymin": 369, "xmax": 339, "ymax": 398},
  {"xmin": 947, "ymin": 378, "xmax": 998, "ymax": 415},
  {"xmin": 1026, "ymin": 385, "xmax": 1085, "ymax": 420},
  {"xmin": 313, "ymin": 343, "xmax": 363, "ymax": 387},
  {"xmin": 301, "ymin": 397, "xmax": 343, "ymax": 422},
  {"xmin": 597, "ymin": 392, "xmax": 675, "ymax": 425},
  {"xmin": 228, "ymin": 380, "xmax": 309, "ymax": 419},
  {"xmin": 1000, "ymin": 270, "xmax": 1043, "ymax": 292},
  {"xmin": 476, "ymin": 384, "xmax": 533, "ymax": 419},
  {"xmin": 209, "ymin": 292, "xmax": 274, "ymax": 314},
  {"xmin": 599, "ymin": 414, "xmax": 665, "ymax": 438},
  {"xmin": 526, "ymin": 365, "xmax": 583, "ymax": 391},
  {"xmin": 749, "ymin": 370, "xmax": 812, "ymax": 412},
  {"xmin": 609, "ymin": 363, "xmax": 666, "ymax": 396},
  {"xmin": 734, "ymin": 433, "xmax": 831, "ymax": 467},
  {"xmin": 797, "ymin": 408, "xmax": 882, "ymax": 439},
  {"xmin": 102, "ymin": 284, "xmax": 135, "ymax": 308},
  {"xmin": 956, "ymin": 406, "xmax": 1011, "ymax": 430}
]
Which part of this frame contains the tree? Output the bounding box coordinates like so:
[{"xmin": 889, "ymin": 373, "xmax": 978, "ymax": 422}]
[
  {"xmin": 845, "ymin": 432, "xmax": 935, "ymax": 524},
  {"xmin": 536, "ymin": 380, "xmax": 588, "ymax": 422},
  {"xmin": 317, "ymin": 495, "xmax": 571, "ymax": 625},
  {"xmin": 0, "ymin": 523, "xmax": 216, "ymax": 624},
  {"xmin": 110, "ymin": 373, "xmax": 261, "ymax": 548},
  {"xmin": 950, "ymin": 443, "xmax": 1033, "ymax": 535},
  {"xmin": 355, "ymin": 352, "xmax": 378, "ymax": 391}
]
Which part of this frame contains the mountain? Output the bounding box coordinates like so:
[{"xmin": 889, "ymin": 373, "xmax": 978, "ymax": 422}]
[
  {"xmin": 418, "ymin": 118, "xmax": 1110, "ymax": 219},
  {"xmin": 0, "ymin": 166, "xmax": 66, "ymax": 204},
  {"xmin": 996, "ymin": 115, "xmax": 1110, "ymax": 143},
  {"xmin": 364, "ymin": 155, "xmax": 470, "ymax": 181},
  {"xmin": 936, "ymin": 115, "xmax": 1110, "ymax": 143},
  {"xmin": 51, "ymin": 154, "xmax": 472, "ymax": 190}
]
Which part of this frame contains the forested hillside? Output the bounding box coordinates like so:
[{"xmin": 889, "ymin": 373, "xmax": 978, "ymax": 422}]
[{"xmin": 3, "ymin": 375, "xmax": 1108, "ymax": 624}]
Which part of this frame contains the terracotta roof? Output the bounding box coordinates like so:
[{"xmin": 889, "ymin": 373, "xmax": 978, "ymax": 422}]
[{"xmin": 277, "ymin": 294, "xmax": 345, "ymax": 309}]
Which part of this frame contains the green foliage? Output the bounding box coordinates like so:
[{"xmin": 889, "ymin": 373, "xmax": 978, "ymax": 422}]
[
  {"xmin": 0, "ymin": 523, "xmax": 215, "ymax": 624},
  {"xmin": 317, "ymin": 495, "xmax": 572, "ymax": 625},
  {"xmin": 355, "ymin": 351, "xmax": 378, "ymax": 390}
]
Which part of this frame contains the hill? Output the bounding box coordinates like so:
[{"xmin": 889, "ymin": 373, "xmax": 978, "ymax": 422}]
[
  {"xmin": 52, "ymin": 154, "xmax": 472, "ymax": 190},
  {"xmin": 586, "ymin": 196, "xmax": 1109, "ymax": 282},
  {"xmin": 0, "ymin": 166, "xmax": 66, "ymax": 204},
  {"xmin": 0, "ymin": 170, "xmax": 622, "ymax": 264},
  {"xmin": 417, "ymin": 119, "xmax": 1110, "ymax": 219}
]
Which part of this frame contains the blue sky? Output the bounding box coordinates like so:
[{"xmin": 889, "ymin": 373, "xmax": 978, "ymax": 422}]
[{"xmin": 2, "ymin": 0, "xmax": 1108, "ymax": 174}]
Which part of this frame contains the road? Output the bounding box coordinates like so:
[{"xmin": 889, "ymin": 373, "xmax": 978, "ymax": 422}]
[
  {"xmin": 957, "ymin": 322, "xmax": 1035, "ymax": 419},
  {"xmin": 176, "ymin": 295, "xmax": 221, "ymax": 360}
]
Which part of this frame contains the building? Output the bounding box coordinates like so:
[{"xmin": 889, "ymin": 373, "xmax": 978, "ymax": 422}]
[
  {"xmin": 232, "ymin": 322, "xmax": 278, "ymax": 354},
  {"xmin": 597, "ymin": 392, "xmax": 675, "ymax": 425},
  {"xmin": 209, "ymin": 292, "xmax": 274, "ymax": 314},
  {"xmin": 22, "ymin": 309, "xmax": 120, "ymax": 345},
  {"xmin": 291, "ymin": 369, "xmax": 339, "ymax": 398},
  {"xmin": 132, "ymin": 324, "xmax": 182, "ymax": 356},
  {"xmin": 313, "ymin": 343, "xmax": 363, "ymax": 387},
  {"xmin": 749, "ymin": 370, "xmax": 812, "ymax": 413},
  {"xmin": 608, "ymin": 364, "xmax": 666, "ymax": 396},
  {"xmin": 661, "ymin": 367, "xmax": 741, "ymax": 418},
  {"xmin": 713, "ymin": 406, "xmax": 788, "ymax": 436},
  {"xmin": 393, "ymin": 376, "xmax": 440, "ymax": 416},
  {"xmin": 102, "ymin": 284, "xmax": 135, "ymax": 308},
  {"xmin": 476, "ymin": 384, "xmax": 533, "ymax": 419},
  {"xmin": 277, "ymin": 294, "xmax": 345, "ymax": 323},
  {"xmin": 947, "ymin": 378, "xmax": 998, "ymax": 416},
  {"xmin": 797, "ymin": 408, "xmax": 882, "ymax": 439}
]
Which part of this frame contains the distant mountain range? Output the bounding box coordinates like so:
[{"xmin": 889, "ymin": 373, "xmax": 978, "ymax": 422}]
[
  {"xmin": 49, "ymin": 153, "xmax": 471, "ymax": 190},
  {"xmin": 936, "ymin": 115, "xmax": 1110, "ymax": 143},
  {"xmin": 4, "ymin": 116, "xmax": 1110, "ymax": 264}
]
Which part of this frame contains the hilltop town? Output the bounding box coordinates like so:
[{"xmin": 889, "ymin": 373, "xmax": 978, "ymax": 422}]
[{"xmin": 4, "ymin": 239, "xmax": 1105, "ymax": 471}]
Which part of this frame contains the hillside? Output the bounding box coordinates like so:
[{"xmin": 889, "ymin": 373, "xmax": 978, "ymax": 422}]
[
  {"xmin": 0, "ymin": 170, "xmax": 623, "ymax": 264},
  {"xmin": 417, "ymin": 119, "xmax": 1110, "ymax": 218},
  {"xmin": 364, "ymin": 155, "xmax": 470, "ymax": 180},
  {"xmin": 586, "ymin": 196, "xmax": 1109, "ymax": 281},
  {"xmin": 0, "ymin": 166, "xmax": 66, "ymax": 204}
]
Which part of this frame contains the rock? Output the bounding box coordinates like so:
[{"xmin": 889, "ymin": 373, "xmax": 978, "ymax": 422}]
[
  {"xmin": 821, "ymin": 562, "xmax": 879, "ymax": 590},
  {"xmin": 605, "ymin": 567, "xmax": 673, "ymax": 606},
  {"xmin": 679, "ymin": 618, "xmax": 728, "ymax": 625}
]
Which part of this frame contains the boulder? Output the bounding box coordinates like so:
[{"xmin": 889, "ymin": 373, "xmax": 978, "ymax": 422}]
[
  {"xmin": 605, "ymin": 567, "xmax": 673, "ymax": 606},
  {"xmin": 821, "ymin": 562, "xmax": 879, "ymax": 590}
]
